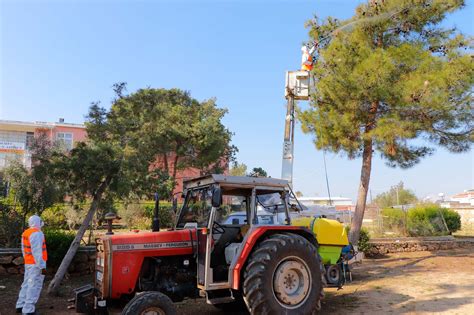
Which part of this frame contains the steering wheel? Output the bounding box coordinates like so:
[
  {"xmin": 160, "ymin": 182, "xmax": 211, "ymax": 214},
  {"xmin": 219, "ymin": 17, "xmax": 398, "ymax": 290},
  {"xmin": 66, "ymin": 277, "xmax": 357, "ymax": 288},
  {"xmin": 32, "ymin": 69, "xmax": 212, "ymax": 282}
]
[{"xmin": 212, "ymin": 221, "xmax": 226, "ymax": 235}]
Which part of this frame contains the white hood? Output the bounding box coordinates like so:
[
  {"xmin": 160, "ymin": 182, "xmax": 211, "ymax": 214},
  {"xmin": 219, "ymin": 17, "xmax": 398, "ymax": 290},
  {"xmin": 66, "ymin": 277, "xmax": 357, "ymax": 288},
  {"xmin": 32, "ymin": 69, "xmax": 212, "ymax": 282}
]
[{"xmin": 28, "ymin": 215, "xmax": 44, "ymax": 229}]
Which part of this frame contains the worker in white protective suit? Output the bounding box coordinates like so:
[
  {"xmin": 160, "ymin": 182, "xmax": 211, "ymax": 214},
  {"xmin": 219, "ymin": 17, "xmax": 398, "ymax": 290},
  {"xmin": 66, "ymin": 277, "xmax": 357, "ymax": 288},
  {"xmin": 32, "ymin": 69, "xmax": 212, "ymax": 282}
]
[{"xmin": 16, "ymin": 215, "xmax": 48, "ymax": 315}]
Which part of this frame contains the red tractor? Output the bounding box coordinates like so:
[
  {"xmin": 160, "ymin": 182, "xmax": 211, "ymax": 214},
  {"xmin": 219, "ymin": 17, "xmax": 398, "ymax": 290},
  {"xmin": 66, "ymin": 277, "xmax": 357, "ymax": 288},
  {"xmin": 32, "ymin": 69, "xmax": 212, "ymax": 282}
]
[{"xmin": 75, "ymin": 175, "xmax": 325, "ymax": 314}]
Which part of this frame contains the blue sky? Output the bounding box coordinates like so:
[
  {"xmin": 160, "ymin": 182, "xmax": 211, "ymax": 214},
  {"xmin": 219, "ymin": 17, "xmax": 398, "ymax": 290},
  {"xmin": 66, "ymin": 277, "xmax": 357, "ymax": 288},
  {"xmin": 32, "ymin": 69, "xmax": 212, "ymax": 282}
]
[{"xmin": 1, "ymin": 0, "xmax": 473, "ymax": 201}]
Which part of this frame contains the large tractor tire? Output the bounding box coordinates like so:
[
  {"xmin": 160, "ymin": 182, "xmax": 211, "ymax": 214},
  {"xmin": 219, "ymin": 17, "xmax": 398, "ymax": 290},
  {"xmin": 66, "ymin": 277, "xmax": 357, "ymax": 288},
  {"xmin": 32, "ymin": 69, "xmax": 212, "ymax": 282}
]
[
  {"xmin": 243, "ymin": 233, "xmax": 323, "ymax": 315},
  {"xmin": 121, "ymin": 291, "xmax": 177, "ymax": 315}
]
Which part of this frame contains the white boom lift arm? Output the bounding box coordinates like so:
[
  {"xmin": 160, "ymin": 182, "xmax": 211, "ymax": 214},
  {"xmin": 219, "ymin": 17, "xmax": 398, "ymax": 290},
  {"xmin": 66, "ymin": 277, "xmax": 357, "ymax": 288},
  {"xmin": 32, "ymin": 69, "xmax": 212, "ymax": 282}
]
[{"xmin": 281, "ymin": 70, "xmax": 311, "ymax": 187}]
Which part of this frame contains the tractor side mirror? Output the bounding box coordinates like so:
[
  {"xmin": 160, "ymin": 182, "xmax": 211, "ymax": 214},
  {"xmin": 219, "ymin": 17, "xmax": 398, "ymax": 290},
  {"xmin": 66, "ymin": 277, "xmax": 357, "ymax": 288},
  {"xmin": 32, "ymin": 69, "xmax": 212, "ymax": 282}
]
[{"xmin": 212, "ymin": 187, "xmax": 222, "ymax": 208}]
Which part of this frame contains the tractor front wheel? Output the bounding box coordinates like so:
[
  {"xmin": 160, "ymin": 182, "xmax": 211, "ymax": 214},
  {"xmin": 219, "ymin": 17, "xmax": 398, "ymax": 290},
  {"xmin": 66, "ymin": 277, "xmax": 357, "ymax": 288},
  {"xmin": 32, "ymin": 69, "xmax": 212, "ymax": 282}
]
[
  {"xmin": 121, "ymin": 291, "xmax": 176, "ymax": 315},
  {"xmin": 243, "ymin": 233, "xmax": 323, "ymax": 315}
]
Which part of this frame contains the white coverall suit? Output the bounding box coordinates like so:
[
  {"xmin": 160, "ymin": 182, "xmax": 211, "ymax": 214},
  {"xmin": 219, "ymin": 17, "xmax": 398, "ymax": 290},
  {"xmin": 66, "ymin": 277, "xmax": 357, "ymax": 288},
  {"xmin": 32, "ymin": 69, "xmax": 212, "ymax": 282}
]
[{"xmin": 16, "ymin": 215, "xmax": 47, "ymax": 314}]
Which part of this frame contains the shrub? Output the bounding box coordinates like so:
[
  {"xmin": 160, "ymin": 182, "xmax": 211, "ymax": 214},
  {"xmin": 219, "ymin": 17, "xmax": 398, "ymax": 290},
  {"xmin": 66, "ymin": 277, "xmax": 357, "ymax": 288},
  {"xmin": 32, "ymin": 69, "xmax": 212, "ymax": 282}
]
[
  {"xmin": 381, "ymin": 208, "xmax": 406, "ymax": 234},
  {"xmin": 42, "ymin": 204, "xmax": 68, "ymax": 229},
  {"xmin": 119, "ymin": 202, "xmax": 177, "ymax": 230},
  {"xmin": 43, "ymin": 229, "xmax": 75, "ymax": 268},
  {"xmin": 357, "ymin": 228, "xmax": 372, "ymax": 253},
  {"xmin": 144, "ymin": 204, "xmax": 176, "ymax": 229},
  {"xmin": 345, "ymin": 226, "xmax": 372, "ymax": 254},
  {"xmin": 407, "ymin": 204, "xmax": 461, "ymax": 236},
  {"xmin": 0, "ymin": 202, "xmax": 24, "ymax": 247},
  {"xmin": 440, "ymin": 208, "xmax": 461, "ymax": 233}
]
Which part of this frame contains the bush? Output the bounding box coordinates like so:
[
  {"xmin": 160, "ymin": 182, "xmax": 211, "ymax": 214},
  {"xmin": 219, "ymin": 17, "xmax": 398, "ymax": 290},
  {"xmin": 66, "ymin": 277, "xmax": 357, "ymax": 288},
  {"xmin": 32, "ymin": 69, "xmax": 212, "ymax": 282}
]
[
  {"xmin": 144, "ymin": 204, "xmax": 176, "ymax": 229},
  {"xmin": 357, "ymin": 228, "xmax": 372, "ymax": 253},
  {"xmin": 381, "ymin": 208, "xmax": 406, "ymax": 234},
  {"xmin": 119, "ymin": 202, "xmax": 178, "ymax": 230},
  {"xmin": 42, "ymin": 204, "xmax": 68, "ymax": 229},
  {"xmin": 407, "ymin": 204, "xmax": 461, "ymax": 236},
  {"xmin": 43, "ymin": 229, "xmax": 75, "ymax": 268},
  {"xmin": 345, "ymin": 226, "xmax": 372, "ymax": 254},
  {"xmin": 0, "ymin": 202, "xmax": 24, "ymax": 247},
  {"xmin": 441, "ymin": 208, "xmax": 461, "ymax": 233}
]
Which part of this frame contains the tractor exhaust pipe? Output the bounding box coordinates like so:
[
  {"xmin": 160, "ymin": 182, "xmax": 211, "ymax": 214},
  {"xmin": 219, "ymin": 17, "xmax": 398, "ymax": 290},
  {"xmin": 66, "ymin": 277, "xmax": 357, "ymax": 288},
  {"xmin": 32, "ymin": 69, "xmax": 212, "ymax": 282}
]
[{"xmin": 152, "ymin": 192, "xmax": 160, "ymax": 232}]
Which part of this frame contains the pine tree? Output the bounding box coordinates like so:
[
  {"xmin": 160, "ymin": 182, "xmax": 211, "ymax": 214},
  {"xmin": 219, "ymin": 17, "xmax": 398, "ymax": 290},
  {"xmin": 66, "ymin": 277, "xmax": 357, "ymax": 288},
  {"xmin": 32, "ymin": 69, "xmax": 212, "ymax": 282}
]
[{"xmin": 299, "ymin": 0, "xmax": 473, "ymax": 243}]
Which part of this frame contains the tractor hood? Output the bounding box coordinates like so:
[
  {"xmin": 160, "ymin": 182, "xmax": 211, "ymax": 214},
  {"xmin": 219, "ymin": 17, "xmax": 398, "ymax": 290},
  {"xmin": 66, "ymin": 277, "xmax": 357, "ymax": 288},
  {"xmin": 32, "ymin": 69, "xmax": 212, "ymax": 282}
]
[
  {"xmin": 99, "ymin": 229, "xmax": 197, "ymax": 299},
  {"xmin": 104, "ymin": 229, "xmax": 197, "ymax": 252}
]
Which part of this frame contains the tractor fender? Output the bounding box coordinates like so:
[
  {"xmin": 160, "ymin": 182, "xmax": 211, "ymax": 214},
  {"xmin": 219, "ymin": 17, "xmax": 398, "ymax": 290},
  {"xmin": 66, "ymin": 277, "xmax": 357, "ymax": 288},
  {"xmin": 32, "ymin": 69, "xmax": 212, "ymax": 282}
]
[{"xmin": 229, "ymin": 225, "xmax": 316, "ymax": 290}]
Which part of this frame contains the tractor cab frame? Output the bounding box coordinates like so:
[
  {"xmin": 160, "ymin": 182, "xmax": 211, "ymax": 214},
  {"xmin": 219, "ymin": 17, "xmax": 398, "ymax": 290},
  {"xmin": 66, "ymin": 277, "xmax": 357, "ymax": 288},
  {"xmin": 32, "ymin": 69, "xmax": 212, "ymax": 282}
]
[{"xmin": 177, "ymin": 175, "xmax": 293, "ymax": 294}]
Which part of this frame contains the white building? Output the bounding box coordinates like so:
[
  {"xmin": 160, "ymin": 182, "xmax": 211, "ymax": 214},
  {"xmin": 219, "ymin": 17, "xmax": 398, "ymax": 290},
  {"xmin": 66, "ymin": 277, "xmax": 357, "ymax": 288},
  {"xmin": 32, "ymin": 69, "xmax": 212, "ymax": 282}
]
[{"xmin": 297, "ymin": 196, "xmax": 353, "ymax": 210}]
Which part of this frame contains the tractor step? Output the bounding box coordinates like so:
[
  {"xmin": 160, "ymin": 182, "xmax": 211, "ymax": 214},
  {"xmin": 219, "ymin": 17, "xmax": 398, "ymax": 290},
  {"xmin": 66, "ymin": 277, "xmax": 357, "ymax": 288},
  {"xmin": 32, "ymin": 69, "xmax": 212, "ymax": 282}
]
[
  {"xmin": 205, "ymin": 289, "xmax": 236, "ymax": 305},
  {"xmin": 206, "ymin": 296, "xmax": 236, "ymax": 305}
]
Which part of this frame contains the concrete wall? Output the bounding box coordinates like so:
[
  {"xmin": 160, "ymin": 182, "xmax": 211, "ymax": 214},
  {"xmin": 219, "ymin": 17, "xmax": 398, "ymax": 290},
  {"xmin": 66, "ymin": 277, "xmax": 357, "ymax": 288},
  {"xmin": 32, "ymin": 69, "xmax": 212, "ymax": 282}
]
[{"xmin": 0, "ymin": 246, "xmax": 95, "ymax": 276}]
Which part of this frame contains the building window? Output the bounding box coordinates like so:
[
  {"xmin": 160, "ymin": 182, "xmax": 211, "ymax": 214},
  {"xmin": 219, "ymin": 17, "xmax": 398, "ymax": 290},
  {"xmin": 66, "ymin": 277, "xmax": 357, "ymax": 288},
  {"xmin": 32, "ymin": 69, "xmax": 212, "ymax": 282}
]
[
  {"xmin": 26, "ymin": 132, "xmax": 34, "ymax": 150},
  {"xmin": 56, "ymin": 132, "xmax": 73, "ymax": 150}
]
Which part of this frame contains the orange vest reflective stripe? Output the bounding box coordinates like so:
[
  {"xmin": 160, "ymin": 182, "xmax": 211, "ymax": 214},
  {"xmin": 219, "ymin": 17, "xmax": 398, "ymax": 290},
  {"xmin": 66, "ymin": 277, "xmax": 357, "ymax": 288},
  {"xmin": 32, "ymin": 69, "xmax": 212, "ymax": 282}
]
[{"xmin": 22, "ymin": 228, "xmax": 48, "ymax": 265}]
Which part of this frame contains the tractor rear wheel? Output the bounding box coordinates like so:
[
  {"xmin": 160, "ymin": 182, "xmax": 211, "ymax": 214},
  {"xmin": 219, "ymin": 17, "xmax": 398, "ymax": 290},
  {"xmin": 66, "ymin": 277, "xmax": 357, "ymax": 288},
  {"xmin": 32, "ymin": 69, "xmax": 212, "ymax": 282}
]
[
  {"xmin": 243, "ymin": 233, "xmax": 323, "ymax": 315},
  {"xmin": 121, "ymin": 291, "xmax": 176, "ymax": 315}
]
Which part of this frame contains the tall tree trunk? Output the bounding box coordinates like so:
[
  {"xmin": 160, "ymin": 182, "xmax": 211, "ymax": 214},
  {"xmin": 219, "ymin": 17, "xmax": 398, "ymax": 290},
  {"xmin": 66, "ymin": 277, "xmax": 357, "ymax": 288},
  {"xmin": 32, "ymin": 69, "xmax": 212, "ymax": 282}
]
[
  {"xmin": 349, "ymin": 101, "xmax": 378, "ymax": 244},
  {"xmin": 47, "ymin": 178, "xmax": 110, "ymax": 295},
  {"xmin": 163, "ymin": 153, "xmax": 169, "ymax": 173},
  {"xmin": 172, "ymin": 154, "xmax": 179, "ymax": 180}
]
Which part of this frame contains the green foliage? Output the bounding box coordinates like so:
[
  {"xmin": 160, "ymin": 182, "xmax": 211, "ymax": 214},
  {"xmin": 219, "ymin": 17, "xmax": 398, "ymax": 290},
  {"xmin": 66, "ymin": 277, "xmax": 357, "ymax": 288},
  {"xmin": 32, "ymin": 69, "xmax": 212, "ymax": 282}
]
[
  {"xmin": 229, "ymin": 162, "xmax": 247, "ymax": 176},
  {"xmin": 0, "ymin": 201, "xmax": 23, "ymax": 247},
  {"xmin": 358, "ymin": 228, "xmax": 372, "ymax": 254},
  {"xmin": 381, "ymin": 207, "xmax": 406, "ymax": 232},
  {"xmin": 301, "ymin": 1, "xmax": 473, "ymax": 165},
  {"xmin": 300, "ymin": 0, "xmax": 473, "ymax": 243},
  {"xmin": 143, "ymin": 204, "xmax": 176, "ymax": 229},
  {"xmin": 0, "ymin": 134, "xmax": 65, "ymax": 246},
  {"xmin": 374, "ymin": 182, "xmax": 418, "ymax": 207},
  {"xmin": 249, "ymin": 167, "xmax": 268, "ymax": 177},
  {"xmin": 43, "ymin": 229, "xmax": 75, "ymax": 268},
  {"xmin": 407, "ymin": 204, "xmax": 461, "ymax": 236},
  {"xmin": 97, "ymin": 87, "xmax": 236, "ymax": 196},
  {"xmin": 229, "ymin": 163, "xmax": 268, "ymax": 178},
  {"xmin": 3, "ymin": 134, "xmax": 64, "ymax": 216},
  {"xmin": 442, "ymin": 208, "xmax": 462, "ymax": 232},
  {"xmin": 119, "ymin": 202, "xmax": 177, "ymax": 230},
  {"xmin": 42, "ymin": 204, "xmax": 68, "ymax": 229},
  {"xmin": 380, "ymin": 204, "xmax": 461, "ymax": 236},
  {"xmin": 346, "ymin": 226, "xmax": 372, "ymax": 253}
]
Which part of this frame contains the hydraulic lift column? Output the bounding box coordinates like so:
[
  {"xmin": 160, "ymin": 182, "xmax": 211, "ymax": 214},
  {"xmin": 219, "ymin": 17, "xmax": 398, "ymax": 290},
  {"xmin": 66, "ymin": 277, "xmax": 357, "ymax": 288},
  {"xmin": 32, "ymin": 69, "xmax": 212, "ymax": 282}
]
[{"xmin": 281, "ymin": 70, "xmax": 310, "ymax": 188}]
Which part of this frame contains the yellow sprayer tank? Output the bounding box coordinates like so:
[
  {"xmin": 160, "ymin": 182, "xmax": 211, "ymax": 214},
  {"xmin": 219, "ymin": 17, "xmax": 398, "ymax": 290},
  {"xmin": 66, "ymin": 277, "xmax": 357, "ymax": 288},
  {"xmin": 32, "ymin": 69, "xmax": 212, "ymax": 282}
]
[{"xmin": 292, "ymin": 217, "xmax": 349, "ymax": 264}]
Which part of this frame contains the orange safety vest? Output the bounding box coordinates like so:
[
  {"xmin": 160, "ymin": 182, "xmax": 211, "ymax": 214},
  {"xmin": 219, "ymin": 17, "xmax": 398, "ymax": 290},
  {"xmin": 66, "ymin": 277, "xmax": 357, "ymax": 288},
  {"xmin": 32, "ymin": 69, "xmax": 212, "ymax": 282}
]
[
  {"xmin": 22, "ymin": 228, "xmax": 48, "ymax": 265},
  {"xmin": 301, "ymin": 52, "xmax": 313, "ymax": 71}
]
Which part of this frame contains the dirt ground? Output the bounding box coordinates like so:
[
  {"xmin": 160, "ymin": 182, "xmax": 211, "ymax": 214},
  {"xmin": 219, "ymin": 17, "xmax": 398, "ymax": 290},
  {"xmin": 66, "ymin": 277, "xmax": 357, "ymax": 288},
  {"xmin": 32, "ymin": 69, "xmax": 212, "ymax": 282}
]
[{"xmin": 1, "ymin": 248, "xmax": 473, "ymax": 315}]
